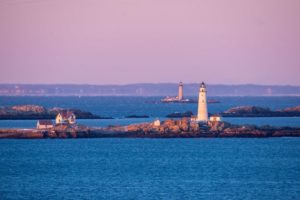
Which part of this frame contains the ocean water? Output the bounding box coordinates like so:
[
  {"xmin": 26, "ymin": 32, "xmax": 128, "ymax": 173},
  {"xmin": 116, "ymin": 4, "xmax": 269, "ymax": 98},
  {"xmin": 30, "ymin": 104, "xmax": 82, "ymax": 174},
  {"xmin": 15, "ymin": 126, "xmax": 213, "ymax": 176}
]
[
  {"xmin": 0, "ymin": 138, "xmax": 299, "ymax": 200},
  {"xmin": 1, "ymin": 96, "xmax": 300, "ymax": 118},
  {"xmin": 0, "ymin": 96, "xmax": 300, "ymax": 128},
  {"xmin": 0, "ymin": 97, "xmax": 300, "ymax": 199}
]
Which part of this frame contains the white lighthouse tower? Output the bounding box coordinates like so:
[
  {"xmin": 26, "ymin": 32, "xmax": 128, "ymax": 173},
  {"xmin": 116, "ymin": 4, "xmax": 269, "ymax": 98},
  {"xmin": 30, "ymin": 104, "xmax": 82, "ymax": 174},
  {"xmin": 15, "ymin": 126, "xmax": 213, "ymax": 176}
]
[
  {"xmin": 197, "ymin": 82, "xmax": 208, "ymax": 122},
  {"xmin": 178, "ymin": 81, "xmax": 183, "ymax": 100}
]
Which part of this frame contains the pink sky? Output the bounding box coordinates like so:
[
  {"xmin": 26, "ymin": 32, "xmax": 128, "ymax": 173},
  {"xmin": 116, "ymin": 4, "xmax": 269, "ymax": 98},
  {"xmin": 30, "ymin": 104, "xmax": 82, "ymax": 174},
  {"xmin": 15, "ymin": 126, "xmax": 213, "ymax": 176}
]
[{"xmin": 0, "ymin": 0, "xmax": 299, "ymax": 85}]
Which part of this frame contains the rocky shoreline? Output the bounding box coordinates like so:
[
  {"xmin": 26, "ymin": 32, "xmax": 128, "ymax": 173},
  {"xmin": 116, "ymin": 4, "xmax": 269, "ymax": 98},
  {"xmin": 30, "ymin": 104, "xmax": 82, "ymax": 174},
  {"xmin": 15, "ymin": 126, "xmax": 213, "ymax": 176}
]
[{"xmin": 1, "ymin": 118, "xmax": 299, "ymax": 139}]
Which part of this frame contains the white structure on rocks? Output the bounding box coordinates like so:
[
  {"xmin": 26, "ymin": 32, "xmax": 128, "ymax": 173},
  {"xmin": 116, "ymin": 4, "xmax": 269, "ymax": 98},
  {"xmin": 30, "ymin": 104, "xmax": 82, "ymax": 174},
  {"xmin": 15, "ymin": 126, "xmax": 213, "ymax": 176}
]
[
  {"xmin": 178, "ymin": 81, "xmax": 183, "ymax": 100},
  {"xmin": 37, "ymin": 120, "xmax": 53, "ymax": 129},
  {"xmin": 197, "ymin": 82, "xmax": 208, "ymax": 122},
  {"xmin": 56, "ymin": 111, "xmax": 76, "ymax": 124},
  {"xmin": 161, "ymin": 81, "xmax": 192, "ymax": 103},
  {"xmin": 153, "ymin": 119, "xmax": 161, "ymax": 127},
  {"xmin": 209, "ymin": 115, "xmax": 222, "ymax": 122}
]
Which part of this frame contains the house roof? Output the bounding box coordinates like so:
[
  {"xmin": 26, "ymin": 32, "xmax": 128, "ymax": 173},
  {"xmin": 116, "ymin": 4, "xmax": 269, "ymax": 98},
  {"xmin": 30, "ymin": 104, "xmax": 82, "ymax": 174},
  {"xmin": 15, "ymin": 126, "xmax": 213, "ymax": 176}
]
[
  {"xmin": 38, "ymin": 120, "xmax": 53, "ymax": 125},
  {"xmin": 58, "ymin": 111, "xmax": 75, "ymax": 118}
]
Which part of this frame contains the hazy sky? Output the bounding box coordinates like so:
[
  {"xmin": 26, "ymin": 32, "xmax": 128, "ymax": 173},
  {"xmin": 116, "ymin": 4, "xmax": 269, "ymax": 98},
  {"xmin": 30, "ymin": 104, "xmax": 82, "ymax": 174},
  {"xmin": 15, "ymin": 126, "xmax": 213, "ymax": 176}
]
[{"xmin": 0, "ymin": 0, "xmax": 299, "ymax": 85}]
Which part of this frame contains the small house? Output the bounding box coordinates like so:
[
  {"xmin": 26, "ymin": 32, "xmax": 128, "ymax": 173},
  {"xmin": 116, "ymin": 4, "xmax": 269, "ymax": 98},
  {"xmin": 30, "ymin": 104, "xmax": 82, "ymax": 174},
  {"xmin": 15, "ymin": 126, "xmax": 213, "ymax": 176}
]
[
  {"xmin": 55, "ymin": 111, "xmax": 76, "ymax": 125},
  {"xmin": 37, "ymin": 120, "xmax": 54, "ymax": 129}
]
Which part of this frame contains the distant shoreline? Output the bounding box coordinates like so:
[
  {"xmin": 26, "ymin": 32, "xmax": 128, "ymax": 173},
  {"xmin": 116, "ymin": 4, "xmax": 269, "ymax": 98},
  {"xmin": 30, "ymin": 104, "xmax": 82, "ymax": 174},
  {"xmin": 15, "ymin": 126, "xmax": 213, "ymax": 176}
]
[{"xmin": 1, "ymin": 84, "xmax": 300, "ymax": 96}]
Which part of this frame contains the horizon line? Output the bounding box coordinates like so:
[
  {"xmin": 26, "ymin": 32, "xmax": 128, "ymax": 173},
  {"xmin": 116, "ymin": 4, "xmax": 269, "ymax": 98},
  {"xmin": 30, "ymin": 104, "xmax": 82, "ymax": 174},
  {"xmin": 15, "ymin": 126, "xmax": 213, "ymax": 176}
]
[{"xmin": 0, "ymin": 83, "xmax": 300, "ymax": 87}]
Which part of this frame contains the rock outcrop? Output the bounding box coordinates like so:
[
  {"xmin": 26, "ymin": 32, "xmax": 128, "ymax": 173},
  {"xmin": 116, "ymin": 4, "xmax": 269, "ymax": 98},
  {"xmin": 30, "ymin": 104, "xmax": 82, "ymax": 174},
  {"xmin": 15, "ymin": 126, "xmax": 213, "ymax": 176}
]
[
  {"xmin": 11, "ymin": 105, "xmax": 47, "ymax": 113},
  {"xmin": 283, "ymin": 106, "xmax": 300, "ymax": 112},
  {"xmin": 221, "ymin": 105, "xmax": 300, "ymax": 117},
  {"xmin": 1, "ymin": 118, "xmax": 300, "ymax": 139},
  {"xmin": 0, "ymin": 105, "xmax": 110, "ymax": 120}
]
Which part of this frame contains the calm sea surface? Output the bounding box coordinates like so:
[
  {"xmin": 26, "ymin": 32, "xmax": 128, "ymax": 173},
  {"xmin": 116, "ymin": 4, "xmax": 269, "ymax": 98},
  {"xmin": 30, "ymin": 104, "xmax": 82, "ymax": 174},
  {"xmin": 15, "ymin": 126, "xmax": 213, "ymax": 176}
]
[
  {"xmin": 0, "ymin": 97, "xmax": 300, "ymax": 199},
  {"xmin": 0, "ymin": 138, "xmax": 299, "ymax": 200}
]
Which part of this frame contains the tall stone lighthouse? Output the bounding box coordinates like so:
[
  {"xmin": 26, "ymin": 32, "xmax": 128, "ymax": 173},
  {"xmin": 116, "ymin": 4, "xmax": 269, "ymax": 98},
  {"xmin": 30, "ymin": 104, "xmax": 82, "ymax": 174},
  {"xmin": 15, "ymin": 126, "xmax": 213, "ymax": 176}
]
[
  {"xmin": 178, "ymin": 82, "xmax": 183, "ymax": 100},
  {"xmin": 197, "ymin": 82, "xmax": 208, "ymax": 122}
]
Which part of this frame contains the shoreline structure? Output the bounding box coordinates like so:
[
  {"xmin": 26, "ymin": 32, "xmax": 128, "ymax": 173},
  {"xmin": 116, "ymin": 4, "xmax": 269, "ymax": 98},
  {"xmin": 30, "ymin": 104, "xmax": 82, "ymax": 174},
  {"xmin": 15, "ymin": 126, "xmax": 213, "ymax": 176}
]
[{"xmin": 1, "ymin": 82, "xmax": 300, "ymax": 139}]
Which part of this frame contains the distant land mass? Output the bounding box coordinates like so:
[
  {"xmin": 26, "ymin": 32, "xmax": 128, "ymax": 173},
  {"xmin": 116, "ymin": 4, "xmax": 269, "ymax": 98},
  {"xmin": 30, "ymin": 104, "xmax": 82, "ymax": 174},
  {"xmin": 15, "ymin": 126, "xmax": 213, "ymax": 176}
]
[{"xmin": 0, "ymin": 84, "xmax": 300, "ymax": 96}]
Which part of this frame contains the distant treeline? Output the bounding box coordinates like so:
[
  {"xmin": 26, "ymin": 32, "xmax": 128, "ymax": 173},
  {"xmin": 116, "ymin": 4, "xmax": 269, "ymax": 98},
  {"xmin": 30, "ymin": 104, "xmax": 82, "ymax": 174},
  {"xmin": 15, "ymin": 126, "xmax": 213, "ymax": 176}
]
[{"xmin": 0, "ymin": 83, "xmax": 299, "ymax": 96}]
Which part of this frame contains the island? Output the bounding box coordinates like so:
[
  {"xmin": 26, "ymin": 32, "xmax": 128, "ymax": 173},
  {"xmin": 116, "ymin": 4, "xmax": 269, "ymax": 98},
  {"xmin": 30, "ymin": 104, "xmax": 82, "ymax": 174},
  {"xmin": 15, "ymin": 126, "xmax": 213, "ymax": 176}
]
[
  {"xmin": 160, "ymin": 81, "xmax": 220, "ymax": 104},
  {"xmin": 0, "ymin": 118, "xmax": 299, "ymax": 139},
  {"xmin": 165, "ymin": 105, "xmax": 300, "ymax": 119},
  {"xmin": 221, "ymin": 105, "xmax": 300, "ymax": 117},
  {"xmin": 0, "ymin": 105, "xmax": 112, "ymax": 120}
]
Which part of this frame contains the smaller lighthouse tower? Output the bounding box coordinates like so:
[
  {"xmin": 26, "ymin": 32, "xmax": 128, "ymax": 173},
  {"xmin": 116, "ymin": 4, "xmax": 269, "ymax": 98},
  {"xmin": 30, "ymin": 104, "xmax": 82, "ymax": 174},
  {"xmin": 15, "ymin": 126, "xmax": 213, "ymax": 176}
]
[
  {"xmin": 197, "ymin": 82, "xmax": 208, "ymax": 122},
  {"xmin": 178, "ymin": 82, "xmax": 183, "ymax": 100}
]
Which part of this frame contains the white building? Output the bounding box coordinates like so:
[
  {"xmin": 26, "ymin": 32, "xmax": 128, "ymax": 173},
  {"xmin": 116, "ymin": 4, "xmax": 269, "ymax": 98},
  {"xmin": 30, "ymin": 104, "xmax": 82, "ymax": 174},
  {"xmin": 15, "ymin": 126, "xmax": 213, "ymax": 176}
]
[
  {"xmin": 197, "ymin": 82, "xmax": 208, "ymax": 122},
  {"xmin": 209, "ymin": 115, "xmax": 222, "ymax": 122},
  {"xmin": 55, "ymin": 111, "xmax": 76, "ymax": 124},
  {"xmin": 37, "ymin": 120, "xmax": 54, "ymax": 129},
  {"xmin": 153, "ymin": 119, "xmax": 161, "ymax": 126}
]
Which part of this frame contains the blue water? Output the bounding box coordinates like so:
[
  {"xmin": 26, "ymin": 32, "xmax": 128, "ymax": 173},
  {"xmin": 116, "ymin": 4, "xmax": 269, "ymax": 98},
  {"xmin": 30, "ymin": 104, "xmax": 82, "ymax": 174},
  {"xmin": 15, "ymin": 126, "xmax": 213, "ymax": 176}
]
[
  {"xmin": 1, "ymin": 96, "xmax": 300, "ymax": 118},
  {"xmin": 1, "ymin": 117, "xmax": 300, "ymax": 129},
  {"xmin": 0, "ymin": 138, "xmax": 299, "ymax": 200},
  {"xmin": 1, "ymin": 96, "xmax": 300, "ymax": 128},
  {"xmin": 1, "ymin": 97, "xmax": 300, "ymax": 199}
]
